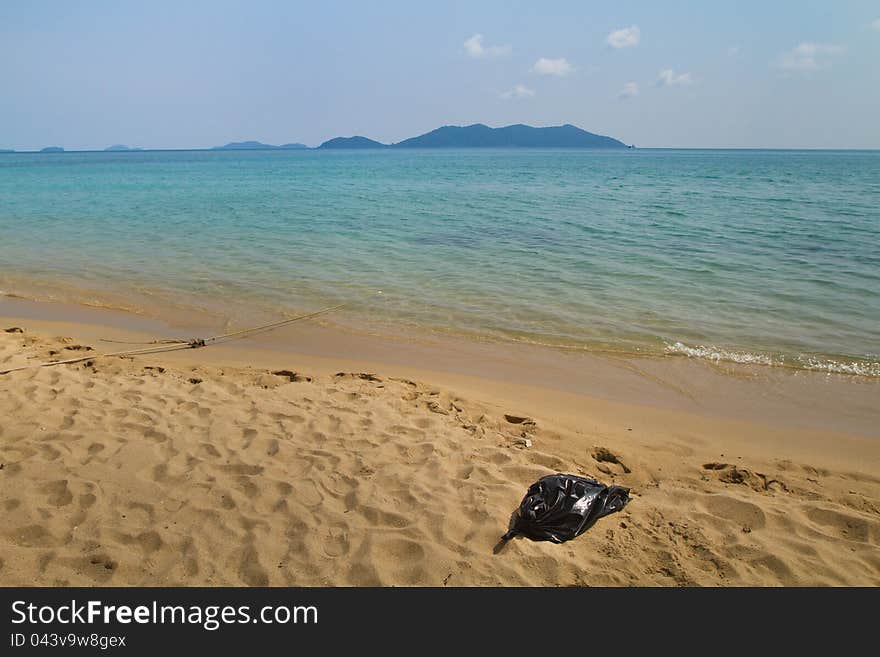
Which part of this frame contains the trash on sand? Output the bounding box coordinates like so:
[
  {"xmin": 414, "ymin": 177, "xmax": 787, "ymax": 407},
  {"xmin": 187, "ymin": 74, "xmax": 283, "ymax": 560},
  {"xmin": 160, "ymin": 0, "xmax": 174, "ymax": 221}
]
[{"xmin": 501, "ymin": 473, "xmax": 630, "ymax": 544}]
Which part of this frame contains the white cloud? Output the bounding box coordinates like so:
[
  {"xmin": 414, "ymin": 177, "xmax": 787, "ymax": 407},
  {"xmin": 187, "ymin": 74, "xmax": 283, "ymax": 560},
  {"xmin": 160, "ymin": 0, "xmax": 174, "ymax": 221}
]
[
  {"xmin": 618, "ymin": 82, "xmax": 639, "ymax": 100},
  {"xmin": 657, "ymin": 69, "xmax": 693, "ymax": 86},
  {"xmin": 777, "ymin": 42, "xmax": 843, "ymax": 72},
  {"xmin": 463, "ymin": 34, "xmax": 511, "ymax": 58},
  {"xmin": 500, "ymin": 84, "xmax": 535, "ymax": 100},
  {"xmin": 870, "ymin": 18, "xmax": 880, "ymax": 32},
  {"xmin": 531, "ymin": 57, "xmax": 573, "ymax": 76},
  {"xmin": 728, "ymin": 46, "xmax": 740, "ymax": 57},
  {"xmin": 606, "ymin": 25, "xmax": 640, "ymax": 49}
]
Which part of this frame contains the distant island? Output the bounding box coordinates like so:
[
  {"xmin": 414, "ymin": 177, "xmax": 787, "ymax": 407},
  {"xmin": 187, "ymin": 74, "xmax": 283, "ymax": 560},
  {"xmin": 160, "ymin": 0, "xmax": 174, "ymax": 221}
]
[
  {"xmin": 395, "ymin": 123, "xmax": 626, "ymax": 149},
  {"xmin": 212, "ymin": 141, "xmax": 308, "ymax": 150},
  {"xmin": 0, "ymin": 149, "xmax": 13, "ymax": 153},
  {"xmin": 28, "ymin": 124, "xmax": 629, "ymax": 153},
  {"xmin": 319, "ymin": 136, "xmax": 387, "ymax": 149},
  {"xmin": 318, "ymin": 123, "xmax": 627, "ymax": 149},
  {"xmin": 221, "ymin": 124, "xmax": 628, "ymax": 151}
]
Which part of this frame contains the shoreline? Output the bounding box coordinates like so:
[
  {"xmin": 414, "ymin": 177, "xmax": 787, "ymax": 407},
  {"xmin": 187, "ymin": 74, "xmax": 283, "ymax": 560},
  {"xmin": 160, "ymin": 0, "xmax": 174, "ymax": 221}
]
[
  {"xmin": 1, "ymin": 296, "xmax": 878, "ymax": 585},
  {"xmin": 3, "ymin": 272, "xmax": 878, "ymax": 380},
  {"xmin": 2, "ymin": 294, "xmax": 878, "ymax": 443}
]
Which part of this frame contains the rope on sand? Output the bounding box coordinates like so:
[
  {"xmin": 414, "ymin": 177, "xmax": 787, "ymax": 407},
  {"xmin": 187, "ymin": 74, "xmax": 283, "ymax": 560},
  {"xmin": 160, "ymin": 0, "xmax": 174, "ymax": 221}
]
[{"xmin": 0, "ymin": 293, "xmax": 380, "ymax": 375}]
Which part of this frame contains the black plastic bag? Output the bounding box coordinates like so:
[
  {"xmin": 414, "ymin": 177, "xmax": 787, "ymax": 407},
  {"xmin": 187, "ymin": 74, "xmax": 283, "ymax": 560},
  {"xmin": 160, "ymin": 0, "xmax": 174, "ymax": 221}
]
[{"xmin": 502, "ymin": 473, "xmax": 630, "ymax": 544}]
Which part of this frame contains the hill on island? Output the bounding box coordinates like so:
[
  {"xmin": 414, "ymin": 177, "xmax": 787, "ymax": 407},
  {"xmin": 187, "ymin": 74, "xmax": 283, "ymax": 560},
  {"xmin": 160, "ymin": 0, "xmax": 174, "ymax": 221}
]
[
  {"xmin": 212, "ymin": 141, "xmax": 307, "ymax": 150},
  {"xmin": 316, "ymin": 124, "xmax": 627, "ymax": 149},
  {"xmin": 97, "ymin": 125, "xmax": 627, "ymax": 152},
  {"xmin": 393, "ymin": 123, "xmax": 626, "ymax": 148},
  {"xmin": 318, "ymin": 136, "xmax": 387, "ymax": 149}
]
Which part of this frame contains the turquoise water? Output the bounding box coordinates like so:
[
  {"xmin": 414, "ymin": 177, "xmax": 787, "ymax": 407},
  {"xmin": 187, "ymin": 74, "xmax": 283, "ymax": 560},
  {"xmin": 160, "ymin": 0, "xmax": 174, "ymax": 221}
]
[{"xmin": 1, "ymin": 149, "xmax": 878, "ymax": 375}]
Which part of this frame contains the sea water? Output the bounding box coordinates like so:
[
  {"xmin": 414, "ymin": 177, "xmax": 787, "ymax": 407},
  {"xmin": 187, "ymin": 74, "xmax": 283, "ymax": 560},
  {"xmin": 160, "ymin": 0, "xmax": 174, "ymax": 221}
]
[{"xmin": 1, "ymin": 148, "xmax": 878, "ymax": 375}]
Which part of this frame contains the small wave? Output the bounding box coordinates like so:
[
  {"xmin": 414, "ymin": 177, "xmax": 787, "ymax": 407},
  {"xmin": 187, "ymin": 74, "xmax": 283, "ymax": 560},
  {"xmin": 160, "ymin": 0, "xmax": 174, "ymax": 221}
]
[
  {"xmin": 665, "ymin": 342, "xmax": 776, "ymax": 366},
  {"xmin": 665, "ymin": 342, "xmax": 880, "ymax": 377},
  {"xmin": 798, "ymin": 357, "xmax": 880, "ymax": 378}
]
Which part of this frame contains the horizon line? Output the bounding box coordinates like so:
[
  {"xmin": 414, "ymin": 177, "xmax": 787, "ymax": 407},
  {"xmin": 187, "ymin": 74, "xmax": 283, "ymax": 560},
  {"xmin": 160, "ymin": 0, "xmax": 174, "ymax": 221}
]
[{"xmin": 3, "ymin": 146, "xmax": 880, "ymax": 153}]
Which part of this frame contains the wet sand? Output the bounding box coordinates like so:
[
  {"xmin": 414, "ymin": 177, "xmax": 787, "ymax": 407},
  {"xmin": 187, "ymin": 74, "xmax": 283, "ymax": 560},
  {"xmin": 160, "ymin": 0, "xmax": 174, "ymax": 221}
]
[{"xmin": 1, "ymin": 296, "xmax": 878, "ymax": 586}]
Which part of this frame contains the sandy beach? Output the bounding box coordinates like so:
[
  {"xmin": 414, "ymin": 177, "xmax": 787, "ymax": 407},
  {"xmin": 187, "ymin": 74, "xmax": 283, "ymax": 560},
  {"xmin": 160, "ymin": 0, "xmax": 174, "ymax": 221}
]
[{"xmin": 0, "ymin": 297, "xmax": 878, "ymax": 586}]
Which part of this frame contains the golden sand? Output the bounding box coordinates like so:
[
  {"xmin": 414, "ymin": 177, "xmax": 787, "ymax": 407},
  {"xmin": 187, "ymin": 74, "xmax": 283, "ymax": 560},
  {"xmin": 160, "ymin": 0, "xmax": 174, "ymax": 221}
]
[{"xmin": 0, "ymin": 299, "xmax": 878, "ymax": 586}]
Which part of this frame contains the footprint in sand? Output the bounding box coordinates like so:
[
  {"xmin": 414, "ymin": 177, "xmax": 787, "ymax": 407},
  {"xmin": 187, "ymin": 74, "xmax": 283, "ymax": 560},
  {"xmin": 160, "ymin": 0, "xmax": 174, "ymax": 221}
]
[
  {"xmin": 699, "ymin": 494, "xmax": 767, "ymax": 530},
  {"xmin": 39, "ymin": 444, "xmax": 62, "ymax": 461},
  {"xmin": 42, "ymin": 480, "xmax": 73, "ymax": 506},
  {"xmin": 323, "ymin": 524, "xmax": 351, "ymax": 558},
  {"xmin": 806, "ymin": 507, "xmax": 876, "ymax": 544},
  {"xmin": 272, "ymin": 370, "xmax": 311, "ymax": 382},
  {"xmin": 83, "ymin": 554, "xmax": 118, "ymax": 581},
  {"xmin": 592, "ymin": 447, "xmax": 631, "ymax": 474},
  {"xmin": 179, "ymin": 539, "xmax": 200, "ymax": 577},
  {"xmin": 702, "ymin": 463, "xmax": 787, "ymax": 493},
  {"xmin": 360, "ymin": 506, "xmax": 410, "ymax": 528},
  {"xmin": 119, "ymin": 530, "xmax": 164, "ymax": 556},
  {"xmin": 237, "ymin": 477, "xmax": 259, "ymax": 499},
  {"xmin": 238, "ymin": 544, "xmax": 269, "ymax": 586},
  {"xmin": 199, "ymin": 442, "xmax": 221, "ymax": 458},
  {"xmin": 218, "ymin": 464, "xmax": 264, "ymax": 476},
  {"xmin": 10, "ymin": 524, "xmax": 54, "ymax": 547}
]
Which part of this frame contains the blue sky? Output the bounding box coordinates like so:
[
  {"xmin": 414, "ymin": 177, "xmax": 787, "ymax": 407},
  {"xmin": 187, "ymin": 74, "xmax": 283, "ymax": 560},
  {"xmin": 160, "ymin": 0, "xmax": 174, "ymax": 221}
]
[{"xmin": 1, "ymin": 0, "xmax": 878, "ymax": 149}]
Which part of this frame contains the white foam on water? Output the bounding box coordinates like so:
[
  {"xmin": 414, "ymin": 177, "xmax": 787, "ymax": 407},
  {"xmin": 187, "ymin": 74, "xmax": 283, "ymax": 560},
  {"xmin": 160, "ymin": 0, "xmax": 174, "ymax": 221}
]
[
  {"xmin": 665, "ymin": 342, "xmax": 776, "ymax": 366},
  {"xmin": 665, "ymin": 341, "xmax": 880, "ymax": 377},
  {"xmin": 798, "ymin": 357, "xmax": 880, "ymax": 378}
]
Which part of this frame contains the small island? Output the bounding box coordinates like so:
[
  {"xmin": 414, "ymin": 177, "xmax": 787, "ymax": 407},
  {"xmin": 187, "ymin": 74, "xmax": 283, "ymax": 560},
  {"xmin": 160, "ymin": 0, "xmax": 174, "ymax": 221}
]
[
  {"xmin": 318, "ymin": 136, "xmax": 387, "ymax": 149},
  {"xmin": 212, "ymin": 141, "xmax": 308, "ymax": 150},
  {"xmin": 393, "ymin": 123, "xmax": 626, "ymax": 148},
  {"xmin": 40, "ymin": 146, "xmax": 64, "ymax": 153},
  {"xmin": 315, "ymin": 123, "xmax": 627, "ymax": 149},
  {"xmin": 104, "ymin": 144, "xmax": 143, "ymax": 151}
]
